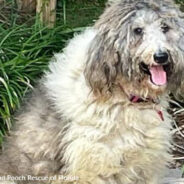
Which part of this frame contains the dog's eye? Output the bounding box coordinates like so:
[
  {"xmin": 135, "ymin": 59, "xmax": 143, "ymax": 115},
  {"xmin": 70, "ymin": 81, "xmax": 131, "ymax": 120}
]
[
  {"xmin": 134, "ymin": 28, "xmax": 143, "ymax": 35},
  {"xmin": 161, "ymin": 24, "xmax": 170, "ymax": 33}
]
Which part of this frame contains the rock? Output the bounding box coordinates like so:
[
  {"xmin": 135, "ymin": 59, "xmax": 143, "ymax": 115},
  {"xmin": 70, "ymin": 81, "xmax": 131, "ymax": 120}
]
[{"xmin": 162, "ymin": 168, "xmax": 184, "ymax": 184}]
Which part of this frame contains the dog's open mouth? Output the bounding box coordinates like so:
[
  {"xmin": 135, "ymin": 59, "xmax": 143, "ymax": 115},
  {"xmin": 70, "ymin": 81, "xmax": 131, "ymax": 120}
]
[{"xmin": 139, "ymin": 62, "xmax": 171, "ymax": 86}]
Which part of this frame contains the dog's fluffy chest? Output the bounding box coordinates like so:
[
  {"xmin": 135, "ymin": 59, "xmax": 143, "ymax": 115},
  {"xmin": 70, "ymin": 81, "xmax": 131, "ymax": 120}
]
[
  {"xmin": 63, "ymin": 105, "xmax": 172, "ymax": 183},
  {"xmin": 101, "ymin": 106, "xmax": 172, "ymax": 162}
]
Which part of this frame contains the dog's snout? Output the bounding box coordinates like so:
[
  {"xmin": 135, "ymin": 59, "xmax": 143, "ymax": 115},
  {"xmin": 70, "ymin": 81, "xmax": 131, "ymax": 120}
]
[{"xmin": 153, "ymin": 52, "xmax": 169, "ymax": 64}]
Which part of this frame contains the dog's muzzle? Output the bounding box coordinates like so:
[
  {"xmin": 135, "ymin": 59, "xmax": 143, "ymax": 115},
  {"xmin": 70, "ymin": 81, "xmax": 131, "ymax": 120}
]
[{"xmin": 139, "ymin": 51, "xmax": 172, "ymax": 86}]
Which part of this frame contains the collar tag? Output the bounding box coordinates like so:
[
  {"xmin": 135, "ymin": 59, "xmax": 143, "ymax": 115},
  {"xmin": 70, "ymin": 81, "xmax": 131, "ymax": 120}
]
[{"xmin": 157, "ymin": 110, "xmax": 164, "ymax": 121}]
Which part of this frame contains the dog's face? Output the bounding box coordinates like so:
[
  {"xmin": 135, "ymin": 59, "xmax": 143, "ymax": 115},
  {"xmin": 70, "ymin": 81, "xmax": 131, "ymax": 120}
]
[
  {"xmin": 128, "ymin": 8, "xmax": 179, "ymax": 95},
  {"xmin": 85, "ymin": 0, "xmax": 184, "ymax": 99}
]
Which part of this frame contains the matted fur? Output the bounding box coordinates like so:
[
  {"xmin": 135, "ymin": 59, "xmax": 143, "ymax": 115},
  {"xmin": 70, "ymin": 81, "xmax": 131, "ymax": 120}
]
[{"xmin": 1, "ymin": 0, "xmax": 184, "ymax": 184}]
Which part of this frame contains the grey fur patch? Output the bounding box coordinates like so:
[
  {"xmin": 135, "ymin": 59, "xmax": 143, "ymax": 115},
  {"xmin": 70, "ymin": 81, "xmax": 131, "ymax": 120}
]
[{"xmin": 0, "ymin": 84, "xmax": 70, "ymax": 183}]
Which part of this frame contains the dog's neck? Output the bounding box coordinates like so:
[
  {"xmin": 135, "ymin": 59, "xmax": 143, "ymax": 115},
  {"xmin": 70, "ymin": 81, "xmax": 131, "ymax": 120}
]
[
  {"xmin": 119, "ymin": 83, "xmax": 161, "ymax": 104},
  {"xmin": 130, "ymin": 94, "xmax": 164, "ymax": 121},
  {"xmin": 130, "ymin": 94, "xmax": 160, "ymax": 104}
]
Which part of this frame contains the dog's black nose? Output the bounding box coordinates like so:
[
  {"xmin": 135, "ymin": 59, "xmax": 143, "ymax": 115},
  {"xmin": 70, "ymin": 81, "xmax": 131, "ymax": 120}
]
[{"xmin": 153, "ymin": 52, "xmax": 169, "ymax": 64}]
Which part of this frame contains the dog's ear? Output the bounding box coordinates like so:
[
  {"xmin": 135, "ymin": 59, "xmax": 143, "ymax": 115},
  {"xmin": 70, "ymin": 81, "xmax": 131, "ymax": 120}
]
[
  {"xmin": 166, "ymin": 10, "xmax": 184, "ymax": 101},
  {"xmin": 84, "ymin": 3, "xmax": 136, "ymax": 95},
  {"xmin": 170, "ymin": 27, "xmax": 184, "ymax": 100},
  {"xmin": 84, "ymin": 34, "xmax": 120, "ymax": 95}
]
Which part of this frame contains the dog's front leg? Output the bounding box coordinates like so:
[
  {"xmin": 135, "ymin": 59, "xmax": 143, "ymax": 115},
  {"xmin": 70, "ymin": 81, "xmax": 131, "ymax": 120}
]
[{"xmin": 62, "ymin": 137, "xmax": 122, "ymax": 184}]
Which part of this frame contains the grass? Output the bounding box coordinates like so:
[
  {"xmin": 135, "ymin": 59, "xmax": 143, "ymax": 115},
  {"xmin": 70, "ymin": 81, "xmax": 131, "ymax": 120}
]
[
  {"xmin": 0, "ymin": 22, "xmax": 84, "ymax": 138},
  {"xmin": 57, "ymin": 0, "xmax": 105, "ymax": 27}
]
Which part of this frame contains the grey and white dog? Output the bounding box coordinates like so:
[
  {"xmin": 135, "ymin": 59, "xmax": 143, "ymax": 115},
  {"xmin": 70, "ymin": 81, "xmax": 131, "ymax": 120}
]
[{"xmin": 0, "ymin": 0, "xmax": 184, "ymax": 184}]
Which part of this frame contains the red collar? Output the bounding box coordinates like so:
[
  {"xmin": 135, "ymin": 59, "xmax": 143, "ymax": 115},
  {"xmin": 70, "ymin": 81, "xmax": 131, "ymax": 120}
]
[
  {"xmin": 118, "ymin": 84, "xmax": 164, "ymax": 121},
  {"xmin": 130, "ymin": 95, "xmax": 164, "ymax": 121},
  {"xmin": 130, "ymin": 95, "xmax": 150, "ymax": 103}
]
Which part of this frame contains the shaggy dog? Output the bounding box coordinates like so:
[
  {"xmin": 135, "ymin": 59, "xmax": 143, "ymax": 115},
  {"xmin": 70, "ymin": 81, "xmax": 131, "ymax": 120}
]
[{"xmin": 0, "ymin": 0, "xmax": 184, "ymax": 183}]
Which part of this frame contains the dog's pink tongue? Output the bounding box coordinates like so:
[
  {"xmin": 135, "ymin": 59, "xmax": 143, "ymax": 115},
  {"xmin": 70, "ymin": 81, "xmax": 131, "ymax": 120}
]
[{"xmin": 150, "ymin": 66, "xmax": 167, "ymax": 86}]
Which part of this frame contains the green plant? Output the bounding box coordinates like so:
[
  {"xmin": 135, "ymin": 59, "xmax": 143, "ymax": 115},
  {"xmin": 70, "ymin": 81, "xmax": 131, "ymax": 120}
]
[{"xmin": 0, "ymin": 21, "xmax": 85, "ymax": 140}]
